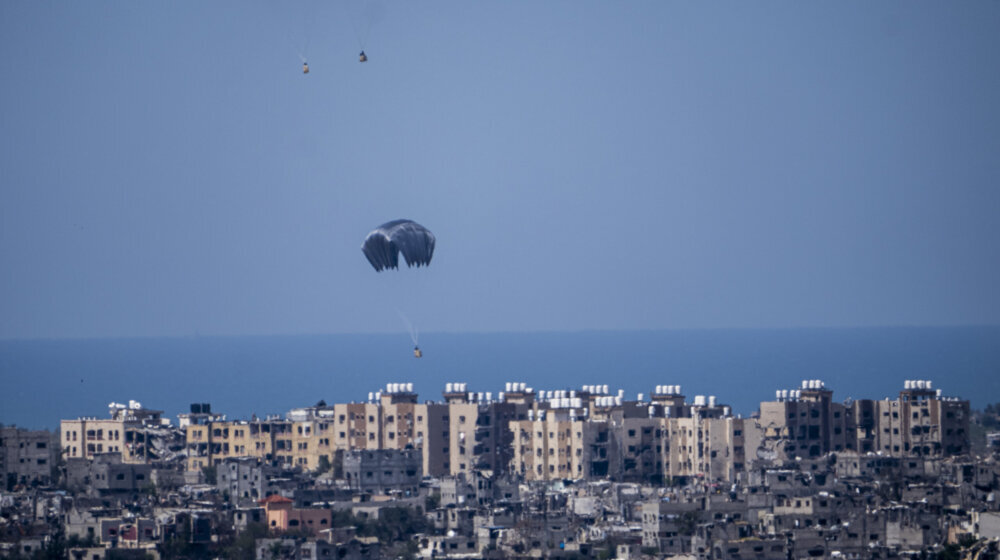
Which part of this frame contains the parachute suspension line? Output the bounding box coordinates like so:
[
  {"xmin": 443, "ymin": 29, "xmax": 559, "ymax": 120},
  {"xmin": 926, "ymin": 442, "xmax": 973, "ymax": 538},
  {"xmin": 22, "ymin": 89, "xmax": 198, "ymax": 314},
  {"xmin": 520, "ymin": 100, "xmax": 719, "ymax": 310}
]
[
  {"xmin": 349, "ymin": 0, "xmax": 371, "ymax": 51},
  {"xmin": 396, "ymin": 309, "xmax": 419, "ymax": 347},
  {"xmin": 300, "ymin": 36, "xmax": 310, "ymax": 63},
  {"xmin": 296, "ymin": 0, "xmax": 317, "ymax": 67}
]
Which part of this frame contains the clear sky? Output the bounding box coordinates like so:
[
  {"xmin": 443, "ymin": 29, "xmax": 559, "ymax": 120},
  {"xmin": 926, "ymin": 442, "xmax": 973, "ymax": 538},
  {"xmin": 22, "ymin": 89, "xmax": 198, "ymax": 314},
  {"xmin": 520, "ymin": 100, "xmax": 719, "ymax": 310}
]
[{"xmin": 1, "ymin": 1, "xmax": 999, "ymax": 339}]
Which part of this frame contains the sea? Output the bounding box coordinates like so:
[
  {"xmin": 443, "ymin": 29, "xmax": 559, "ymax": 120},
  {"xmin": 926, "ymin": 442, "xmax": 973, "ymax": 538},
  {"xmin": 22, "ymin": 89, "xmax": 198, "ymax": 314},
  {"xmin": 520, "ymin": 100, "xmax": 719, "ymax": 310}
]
[{"xmin": 1, "ymin": 327, "xmax": 998, "ymax": 431}]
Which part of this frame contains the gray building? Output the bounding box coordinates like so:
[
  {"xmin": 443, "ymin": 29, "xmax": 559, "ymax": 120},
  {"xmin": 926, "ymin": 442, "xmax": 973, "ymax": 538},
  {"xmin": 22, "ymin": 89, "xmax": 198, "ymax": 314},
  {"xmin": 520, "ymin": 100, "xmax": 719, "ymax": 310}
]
[
  {"xmin": 0, "ymin": 425, "xmax": 57, "ymax": 488},
  {"xmin": 65, "ymin": 453, "xmax": 152, "ymax": 496},
  {"xmin": 217, "ymin": 456, "xmax": 277, "ymax": 506},
  {"xmin": 342, "ymin": 449, "xmax": 421, "ymax": 495}
]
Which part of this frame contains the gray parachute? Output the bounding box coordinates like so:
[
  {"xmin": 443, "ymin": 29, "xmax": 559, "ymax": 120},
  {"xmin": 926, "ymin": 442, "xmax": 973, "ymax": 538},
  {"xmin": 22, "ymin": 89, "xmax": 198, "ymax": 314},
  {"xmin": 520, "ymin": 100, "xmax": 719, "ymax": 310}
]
[{"xmin": 361, "ymin": 219, "xmax": 436, "ymax": 272}]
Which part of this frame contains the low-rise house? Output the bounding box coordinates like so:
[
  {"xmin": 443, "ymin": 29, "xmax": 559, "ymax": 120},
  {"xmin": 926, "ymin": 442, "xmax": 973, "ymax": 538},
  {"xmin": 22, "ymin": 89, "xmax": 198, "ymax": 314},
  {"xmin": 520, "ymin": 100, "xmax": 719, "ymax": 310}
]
[{"xmin": 260, "ymin": 494, "xmax": 333, "ymax": 536}]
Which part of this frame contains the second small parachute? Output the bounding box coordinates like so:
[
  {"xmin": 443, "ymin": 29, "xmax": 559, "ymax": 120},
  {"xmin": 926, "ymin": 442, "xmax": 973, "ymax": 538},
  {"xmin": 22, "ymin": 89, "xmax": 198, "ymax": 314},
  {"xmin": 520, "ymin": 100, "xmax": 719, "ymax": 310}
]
[{"xmin": 361, "ymin": 219, "xmax": 435, "ymax": 272}]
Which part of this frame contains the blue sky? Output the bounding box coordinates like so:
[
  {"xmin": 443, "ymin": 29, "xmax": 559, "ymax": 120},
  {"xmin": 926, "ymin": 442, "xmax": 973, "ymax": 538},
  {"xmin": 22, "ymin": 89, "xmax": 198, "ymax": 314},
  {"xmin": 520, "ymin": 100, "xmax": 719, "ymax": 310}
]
[{"xmin": 2, "ymin": 1, "xmax": 999, "ymax": 339}]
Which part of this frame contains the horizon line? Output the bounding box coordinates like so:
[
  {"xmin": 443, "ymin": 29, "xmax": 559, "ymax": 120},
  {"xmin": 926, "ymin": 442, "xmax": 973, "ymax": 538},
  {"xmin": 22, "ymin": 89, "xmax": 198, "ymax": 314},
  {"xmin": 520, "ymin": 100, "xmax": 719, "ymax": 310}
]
[{"xmin": 3, "ymin": 323, "xmax": 999, "ymax": 343}]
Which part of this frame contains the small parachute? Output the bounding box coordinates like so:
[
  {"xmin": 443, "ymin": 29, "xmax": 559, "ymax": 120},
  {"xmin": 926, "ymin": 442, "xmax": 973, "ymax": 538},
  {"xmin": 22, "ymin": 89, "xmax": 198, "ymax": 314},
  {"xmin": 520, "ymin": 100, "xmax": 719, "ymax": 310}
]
[
  {"xmin": 361, "ymin": 220, "xmax": 435, "ymax": 272},
  {"xmin": 359, "ymin": 51, "xmax": 368, "ymax": 63},
  {"xmin": 413, "ymin": 346, "xmax": 422, "ymax": 358},
  {"xmin": 302, "ymin": 62, "xmax": 310, "ymax": 74}
]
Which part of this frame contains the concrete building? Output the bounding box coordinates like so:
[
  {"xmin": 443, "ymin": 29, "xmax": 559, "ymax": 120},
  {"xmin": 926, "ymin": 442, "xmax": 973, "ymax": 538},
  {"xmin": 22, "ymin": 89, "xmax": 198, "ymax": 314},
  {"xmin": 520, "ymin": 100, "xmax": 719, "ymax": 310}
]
[
  {"xmin": 0, "ymin": 425, "xmax": 57, "ymax": 488},
  {"xmin": 510, "ymin": 407, "xmax": 594, "ymax": 481},
  {"xmin": 260, "ymin": 494, "xmax": 333, "ymax": 536},
  {"xmin": 217, "ymin": 457, "xmax": 279, "ymax": 506},
  {"xmin": 759, "ymin": 380, "xmax": 848, "ymax": 460},
  {"xmin": 755, "ymin": 379, "xmax": 970, "ymax": 462},
  {"xmin": 867, "ymin": 380, "xmax": 970, "ymax": 457},
  {"xmin": 185, "ymin": 417, "xmax": 290, "ymax": 471},
  {"xmin": 61, "ymin": 400, "xmax": 171, "ymax": 463},
  {"xmin": 65, "ymin": 454, "xmax": 153, "ymax": 496},
  {"xmin": 342, "ymin": 449, "xmax": 421, "ymax": 495}
]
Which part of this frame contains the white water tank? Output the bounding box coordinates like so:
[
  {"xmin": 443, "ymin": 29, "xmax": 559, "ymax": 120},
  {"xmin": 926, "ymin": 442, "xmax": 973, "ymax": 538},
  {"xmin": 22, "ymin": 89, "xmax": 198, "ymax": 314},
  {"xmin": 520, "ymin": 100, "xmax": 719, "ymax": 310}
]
[
  {"xmin": 446, "ymin": 383, "xmax": 454, "ymax": 393},
  {"xmin": 708, "ymin": 395, "xmax": 717, "ymax": 407}
]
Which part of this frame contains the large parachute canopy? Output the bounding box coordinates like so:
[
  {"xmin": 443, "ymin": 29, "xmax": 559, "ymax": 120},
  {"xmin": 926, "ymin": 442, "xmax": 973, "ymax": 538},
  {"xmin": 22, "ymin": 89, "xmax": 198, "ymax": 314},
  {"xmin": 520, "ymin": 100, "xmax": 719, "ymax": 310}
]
[{"xmin": 361, "ymin": 219, "xmax": 436, "ymax": 272}]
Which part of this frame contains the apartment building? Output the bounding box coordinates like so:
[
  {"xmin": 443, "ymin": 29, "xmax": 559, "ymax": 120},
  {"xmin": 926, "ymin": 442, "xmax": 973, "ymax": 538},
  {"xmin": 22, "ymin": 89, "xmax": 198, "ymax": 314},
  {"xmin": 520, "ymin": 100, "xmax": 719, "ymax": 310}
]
[
  {"xmin": 61, "ymin": 401, "xmax": 171, "ymax": 463},
  {"xmin": 759, "ymin": 380, "xmax": 850, "ymax": 460},
  {"xmin": 757, "ymin": 379, "xmax": 970, "ymax": 462},
  {"xmin": 185, "ymin": 418, "xmax": 289, "ymax": 471},
  {"xmin": 342, "ymin": 449, "xmax": 421, "ymax": 494},
  {"xmin": 868, "ymin": 380, "xmax": 969, "ymax": 457},
  {"xmin": 0, "ymin": 425, "xmax": 57, "ymax": 487},
  {"xmin": 216, "ymin": 457, "xmax": 279, "ymax": 505},
  {"xmin": 510, "ymin": 406, "xmax": 595, "ymax": 481}
]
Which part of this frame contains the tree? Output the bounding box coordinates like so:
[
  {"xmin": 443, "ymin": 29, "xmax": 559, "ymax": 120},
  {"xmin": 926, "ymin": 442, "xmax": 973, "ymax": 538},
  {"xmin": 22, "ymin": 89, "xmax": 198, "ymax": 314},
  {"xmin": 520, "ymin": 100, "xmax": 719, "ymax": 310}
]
[
  {"xmin": 202, "ymin": 465, "xmax": 217, "ymax": 485},
  {"xmin": 223, "ymin": 522, "xmax": 268, "ymax": 560},
  {"xmin": 316, "ymin": 455, "xmax": 331, "ymax": 474}
]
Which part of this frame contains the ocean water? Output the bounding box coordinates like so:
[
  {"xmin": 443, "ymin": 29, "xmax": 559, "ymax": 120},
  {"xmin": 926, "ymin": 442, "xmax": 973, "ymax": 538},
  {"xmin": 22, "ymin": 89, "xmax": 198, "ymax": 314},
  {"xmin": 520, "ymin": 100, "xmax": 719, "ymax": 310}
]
[{"xmin": 1, "ymin": 327, "xmax": 999, "ymax": 430}]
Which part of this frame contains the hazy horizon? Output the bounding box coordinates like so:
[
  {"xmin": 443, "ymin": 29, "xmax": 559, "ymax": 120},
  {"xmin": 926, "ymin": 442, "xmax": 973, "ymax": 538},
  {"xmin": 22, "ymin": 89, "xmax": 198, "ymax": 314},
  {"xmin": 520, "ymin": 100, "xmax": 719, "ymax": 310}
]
[
  {"xmin": 3, "ymin": 326, "xmax": 999, "ymax": 431},
  {"xmin": 4, "ymin": 322, "xmax": 1000, "ymax": 343}
]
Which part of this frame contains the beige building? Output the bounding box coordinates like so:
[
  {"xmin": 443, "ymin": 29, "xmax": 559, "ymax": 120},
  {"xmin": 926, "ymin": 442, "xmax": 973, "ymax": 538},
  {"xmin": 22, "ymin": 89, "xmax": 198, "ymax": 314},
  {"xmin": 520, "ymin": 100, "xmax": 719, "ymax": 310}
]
[
  {"xmin": 759, "ymin": 380, "xmax": 850, "ymax": 461},
  {"xmin": 61, "ymin": 401, "xmax": 170, "ymax": 464},
  {"xmin": 869, "ymin": 380, "xmax": 969, "ymax": 457},
  {"xmin": 755, "ymin": 379, "xmax": 970, "ymax": 463},
  {"xmin": 185, "ymin": 419, "xmax": 289, "ymax": 471},
  {"xmin": 511, "ymin": 408, "xmax": 593, "ymax": 481},
  {"xmin": 662, "ymin": 416, "xmax": 750, "ymax": 482}
]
